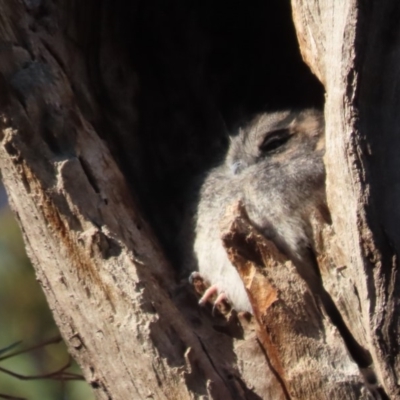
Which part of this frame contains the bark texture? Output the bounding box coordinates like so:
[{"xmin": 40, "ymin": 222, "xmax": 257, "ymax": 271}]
[
  {"xmin": 0, "ymin": 0, "xmax": 398, "ymax": 399},
  {"xmin": 0, "ymin": 1, "xmax": 287, "ymax": 399},
  {"xmin": 220, "ymin": 202, "xmax": 371, "ymax": 399},
  {"xmin": 292, "ymin": 1, "xmax": 400, "ymax": 398}
]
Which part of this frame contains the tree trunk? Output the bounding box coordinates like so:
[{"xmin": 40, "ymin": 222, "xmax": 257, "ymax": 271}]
[
  {"xmin": 0, "ymin": 0, "xmax": 398, "ymax": 399},
  {"xmin": 292, "ymin": 2, "xmax": 400, "ymax": 398}
]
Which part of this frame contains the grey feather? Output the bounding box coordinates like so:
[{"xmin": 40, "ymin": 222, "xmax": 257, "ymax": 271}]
[{"xmin": 182, "ymin": 109, "xmax": 325, "ymax": 312}]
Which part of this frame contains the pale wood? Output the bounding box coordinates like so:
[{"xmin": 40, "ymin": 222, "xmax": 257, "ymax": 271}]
[
  {"xmin": 292, "ymin": 0, "xmax": 400, "ymax": 398},
  {"xmin": 220, "ymin": 202, "xmax": 370, "ymax": 399},
  {"xmin": 0, "ymin": 0, "xmax": 398, "ymax": 399}
]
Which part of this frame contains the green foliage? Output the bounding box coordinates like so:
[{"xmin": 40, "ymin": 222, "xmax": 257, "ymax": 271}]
[{"xmin": 0, "ymin": 204, "xmax": 94, "ymax": 400}]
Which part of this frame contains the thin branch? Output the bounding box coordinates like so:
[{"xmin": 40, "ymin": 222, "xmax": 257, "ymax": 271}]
[
  {"xmin": 0, "ymin": 394, "xmax": 26, "ymax": 400},
  {"xmin": 0, "ymin": 342, "xmax": 23, "ymax": 357},
  {"xmin": 0, "ymin": 357, "xmax": 84, "ymax": 381},
  {"xmin": 0, "ymin": 336, "xmax": 62, "ymax": 362}
]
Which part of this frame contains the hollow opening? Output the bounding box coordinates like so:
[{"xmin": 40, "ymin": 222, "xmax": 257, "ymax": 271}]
[{"xmin": 107, "ymin": 0, "xmax": 325, "ymax": 258}]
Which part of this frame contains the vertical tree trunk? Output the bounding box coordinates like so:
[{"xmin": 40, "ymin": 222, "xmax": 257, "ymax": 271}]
[
  {"xmin": 292, "ymin": 1, "xmax": 400, "ymax": 398},
  {"xmin": 0, "ymin": 0, "xmax": 398, "ymax": 399}
]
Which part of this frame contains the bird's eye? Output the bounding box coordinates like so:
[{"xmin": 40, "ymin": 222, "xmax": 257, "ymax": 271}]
[
  {"xmin": 259, "ymin": 129, "xmax": 291, "ymax": 153},
  {"xmin": 231, "ymin": 160, "xmax": 246, "ymax": 175}
]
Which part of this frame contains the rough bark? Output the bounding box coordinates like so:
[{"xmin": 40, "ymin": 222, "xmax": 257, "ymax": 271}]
[
  {"xmin": 292, "ymin": 1, "xmax": 400, "ymax": 398},
  {"xmin": 220, "ymin": 202, "xmax": 371, "ymax": 399},
  {"xmin": 0, "ymin": 1, "xmax": 284, "ymax": 399},
  {"xmin": 0, "ymin": 0, "xmax": 398, "ymax": 399}
]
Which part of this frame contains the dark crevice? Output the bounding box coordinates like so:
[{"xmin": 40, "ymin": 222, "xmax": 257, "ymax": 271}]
[
  {"xmin": 318, "ymin": 288, "xmax": 372, "ymax": 368},
  {"xmin": 151, "ymin": 362, "xmax": 163, "ymax": 387},
  {"xmin": 194, "ymin": 332, "xmax": 259, "ymax": 399},
  {"xmin": 295, "ymin": 251, "xmax": 379, "ymax": 392},
  {"xmin": 256, "ymin": 338, "xmax": 291, "ymax": 400},
  {"xmin": 78, "ymin": 157, "xmax": 100, "ymax": 194},
  {"xmin": 376, "ymin": 387, "xmax": 390, "ymax": 400},
  {"xmin": 194, "ymin": 332, "xmax": 230, "ymax": 384},
  {"xmin": 315, "ymin": 278, "xmax": 389, "ymax": 398},
  {"xmin": 41, "ymin": 38, "xmax": 67, "ymax": 76},
  {"xmin": 318, "ymin": 290, "xmax": 387, "ymax": 397}
]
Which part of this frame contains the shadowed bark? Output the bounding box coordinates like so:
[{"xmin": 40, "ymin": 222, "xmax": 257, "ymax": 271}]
[{"xmin": 0, "ymin": 0, "xmax": 398, "ymax": 399}]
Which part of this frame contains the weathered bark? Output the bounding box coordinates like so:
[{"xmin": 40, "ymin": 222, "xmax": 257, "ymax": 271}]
[
  {"xmin": 0, "ymin": 0, "xmax": 398, "ymax": 399},
  {"xmin": 220, "ymin": 202, "xmax": 371, "ymax": 399},
  {"xmin": 292, "ymin": 1, "xmax": 400, "ymax": 398},
  {"xmin": 0, "ymin": 1, "xmax": 285, "ymax": 399}
]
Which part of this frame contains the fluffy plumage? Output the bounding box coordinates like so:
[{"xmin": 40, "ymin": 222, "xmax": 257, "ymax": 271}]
[{"xmin": 184, "ymin": 109, "xmax": 325, "ymax": 312}]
